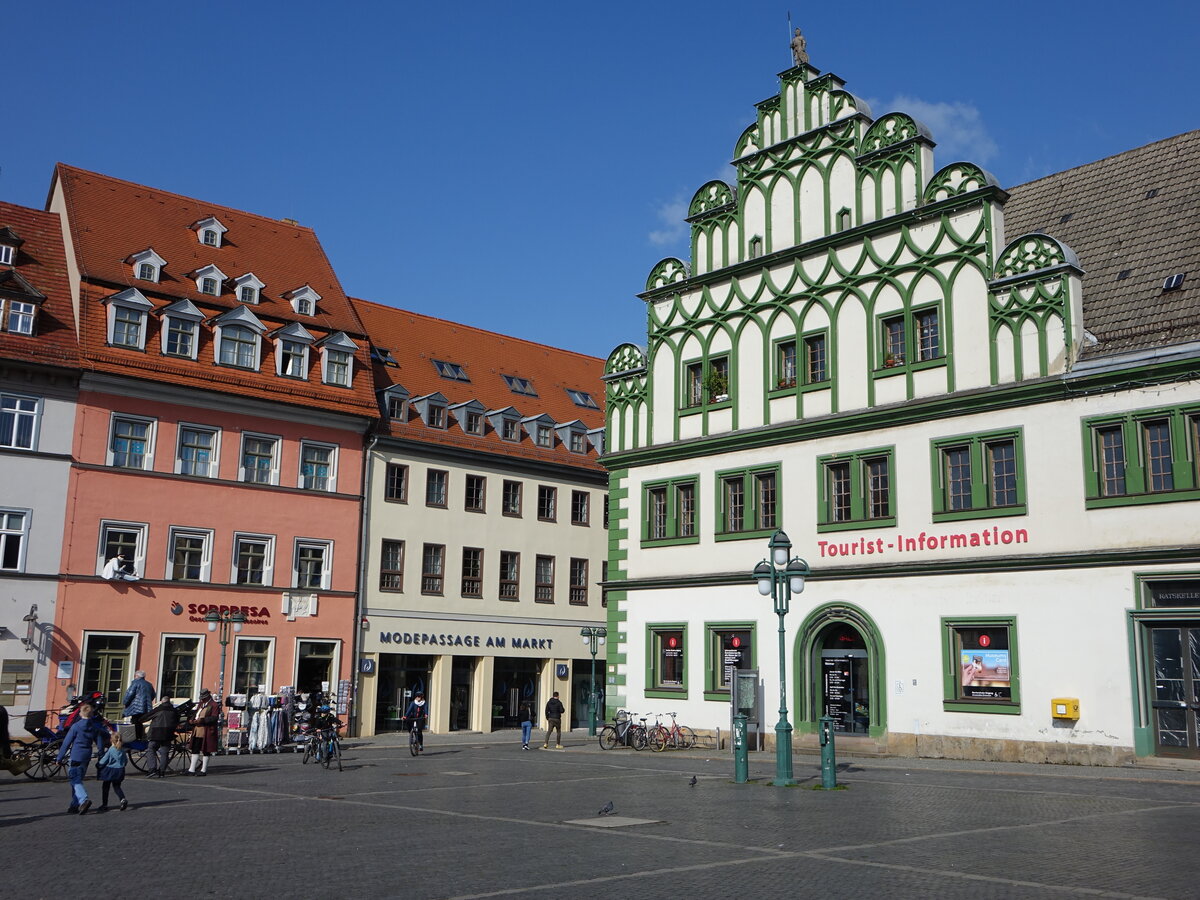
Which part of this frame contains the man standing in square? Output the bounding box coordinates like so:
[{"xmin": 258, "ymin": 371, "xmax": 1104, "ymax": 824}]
[{"xmin": 543, "ymin": 692, "xmax": 565, "ymax": 749}]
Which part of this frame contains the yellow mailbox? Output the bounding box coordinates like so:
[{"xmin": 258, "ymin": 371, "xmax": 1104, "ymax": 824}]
[{"xmin": 1051, "ymin": 697, "xmax": 1080, "ymax": 720}]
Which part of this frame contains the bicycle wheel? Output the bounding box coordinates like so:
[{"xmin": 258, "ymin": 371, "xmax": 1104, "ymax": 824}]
[
  {"xmin": 648, "ymin": 726, "xmax": 668, "ymax": 752},
  {"xmin": 631, "ymin": 726, "xmax": 648, "ymax": 751},
  {"xmin": 598, "ymin": 726, "xmax": 618, "ymax": 750},
  {"xmin": 331, "ymin": 737, "xmax": 342, "ymax": 772},
  {"xmin": 677, "ymin": 726, "xmax": 697, "ymax": 749},
  {"xmin": 409, "ymin": 729, "xmax": 419, "ymax": 757},
  {"xmin": 302, "ymin": 737, "xmax": 314, "ymax": 765}
]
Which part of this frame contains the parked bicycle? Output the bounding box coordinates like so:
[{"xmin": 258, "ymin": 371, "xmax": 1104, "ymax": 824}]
[
  {"xmin": 650, "ymin": 711, "xmax": 697, "ymax": 751},
  {"xmin": 598, "ymin": 710, "xmax": 648, "ymax": 750}
]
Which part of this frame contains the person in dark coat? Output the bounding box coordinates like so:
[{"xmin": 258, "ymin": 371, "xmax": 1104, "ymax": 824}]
[
  {"xmin": 186, "ymin": 689, "xmax": 220, "ymax": 776},
  {"xmin": 122, "ymin": 670, "xmax": 157, "ymax": 740},
  {"xmin": 56, "ymin": 702, "xmax": 108, "ymax": 814},
  {"xmin": 543, "ymin": 692, "xmax": 565, "ymax": 749},
  {"xmin": 144, "ymin": 697, "xmax": 181, "ymax": 777}
]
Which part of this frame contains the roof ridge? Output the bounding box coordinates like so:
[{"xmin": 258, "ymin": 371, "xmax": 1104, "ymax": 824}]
[
  {"xmin": 1008, "ymin": 129, "xmax": 1200, "ymax": 192},
  {"xmin": 54, "ymin": 163, "xmax": 318, "ymax": 235},
  {"xmin": 349, "ymin": 296, "xmax": 605, "ymax": 363}
]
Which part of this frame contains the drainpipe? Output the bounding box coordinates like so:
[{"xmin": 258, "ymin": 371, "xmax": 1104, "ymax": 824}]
[{"xmin": 349, "ymin": 433, "xmax": 378, "ymax": 737}]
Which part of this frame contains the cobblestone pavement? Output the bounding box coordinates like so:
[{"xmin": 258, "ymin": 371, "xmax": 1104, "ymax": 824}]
[{"xmin": 4, "ymin": 729, "xmax": 1200, "ymax": 899}]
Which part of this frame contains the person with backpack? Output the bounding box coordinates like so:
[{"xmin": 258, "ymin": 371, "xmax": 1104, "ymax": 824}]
[
  {"xmin": 56, "ymin": 702, "xmax": 108, "ymax": 814},
  {"xmin": 96, "ymin": 731, "xmax": 129, "ymax": 811}
]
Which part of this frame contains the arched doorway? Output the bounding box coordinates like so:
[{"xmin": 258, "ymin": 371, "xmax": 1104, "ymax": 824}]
[{"xmin": 795, "ymin": 603, "xmax": 885, "ymax": 738}]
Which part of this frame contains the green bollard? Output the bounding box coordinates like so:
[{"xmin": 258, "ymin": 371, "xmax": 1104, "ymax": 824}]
[
  {"xmin": 733, "ymin": 713, "xmax": 749, "ymax": 783},
  {"xmin": 819, "ymin": 716, "xmax": 837, "ymax": 789}
]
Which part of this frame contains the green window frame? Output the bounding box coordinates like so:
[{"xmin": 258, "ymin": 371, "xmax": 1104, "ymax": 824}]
[
  {"xmin": 715, "ymin": 464, "xmax": 780, "ymax": 541},
  {"xmin": 703, "ymin": 622, "xmax": 755, "ymax": 700},
  {"xmin": 817, "ymin": 447, "xmax": 896, "ymax": 532},
  {"xmin": 940, "ymin": 616, "xmax": 1020, "ymax": 714},
  {"xmin": 646, "ymin": 623, "xmax": 687, "ymax": 698},
  {"xmin": 1082, "ymin": 406, "xmax": 1200, "ymax": 508},
  {"xmin": 773, "ymin": 338, "xmax": 797, "ymax": 390},
  {"xmin": 641, "ymin": 475, "xmax": 700, "ymax": 546},
  {"xmin": 803, "ymin": 330, "xmax": 830, "ymax": 386},
  {"xmin": 874, "ymin": 302, "xmax": 945, "ymax": 375},
  {"xmin": 681, "ymin": 354, "xmax": 730, "ymax": 411},
  {"xmin": 930, "ymin": 429, "xmax": 1026, "ymax": 522}
]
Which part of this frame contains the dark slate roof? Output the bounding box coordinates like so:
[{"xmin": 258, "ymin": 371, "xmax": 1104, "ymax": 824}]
[{"xmin": 1001, "ymin": 130, "xmax": 1200, "ymax": 358}]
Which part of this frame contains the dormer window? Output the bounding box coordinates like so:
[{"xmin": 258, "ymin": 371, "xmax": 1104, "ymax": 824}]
[
  {"xmin": 450, "ymin": 400, "xmax": 485, "ymax": 435},
  {"xmin": 0, "ymin": 227, "xmax": 24, "ymax": 268},
  {"xmin": 270, "ymin": 322, "xmax": 314, "ymax": 379},
  {"xmin": 433, "ymin": 360, "xmax": 470, "ymax": 381},
  {"xmin": 566, "ymin": 389, "xmax": 599, "ymax": 409},
  {"xmin": 410, "ymin": 392, "xmax": 449, "ymax": 427},
  {"xmin": 192, "ymin": 217, "xmax": 227, "ymax": 249},
  {"xmin": 318, "ymin": 332, "xmax": 358, "ymax": 387},
  {"xmin": 537, "ymin": 425, "xmax": 553, "ymax": 448},
  {"xmin": 194, "ymin": 264, "xmax": 227, "ymax": 297},
  {"xmin": 104, "ymin": 288, "xmax": 154, "ymax": 351},
  {"xmin": 486, "ymin": 407, "xmax": 521, "ymax": 442},
  {"xmin": 233, "ymin": 273, "xmax": 265, "ymax": 305},
  {"xmin": 129, "ymin": 249, "xmax": 166, "ymax": 284},
  {"xmin": 212, "ymin": 306, "xmax": 266, "ymax": 371},
  {"xmin": 285, "ymin": 285, "xmax": 321, "ymax": 317},
  {"xmin": 371, "ymin": 347, "xmax": 399, "ymax": 366},
  {"xmin": 380, "ymin": 385, "xmax": 410, "ymax": 422},
  {"xmin": 502, "ymin": 374, "xmax": 537, "ymax": 396},
  {"xmin": 555, "ymin": 420, "xmax": 587, "ymax": 454},
  {"xmin": 5, "ymin": 301, "xmax": 35, "ymax": 335},
  {"xmin": 157, "ymin": 299, "xmax": 204, "ymax": 360},
  {"xmin": 522, "ymin": 414, "xmax": 556, "ymax": 448},
  {"xmin": 426, "ymin": 403, "xmax": 446, "ymax": 429},
  {"xmin": 503, "ymin": 418, "xmax": 519, "ymax": 441}
]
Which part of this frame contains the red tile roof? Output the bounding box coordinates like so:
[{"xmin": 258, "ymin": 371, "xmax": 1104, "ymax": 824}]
[
  {"xmin": 0, "ymin": 201, "xmax": 77, "ymax": 368},
  {"xmin": 53, "ymin": 164, "xmax": 377, "ymax": 417},
  {"xmin": 351, "ymin": 297, "xmax": 606, "ymax": 472}
]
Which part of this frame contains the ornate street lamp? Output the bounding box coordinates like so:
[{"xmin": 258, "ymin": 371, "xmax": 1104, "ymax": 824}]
[
  {"xmin": 205, "ymin": 609, "xmax": 247, "ymax": 704},
  {"xmin": 753, "ymin": 530, "xmax": 810, "ymax": 786},
  {"xmin": 580, "ymin": 626, "xmax": 608, "ymax": 736}
]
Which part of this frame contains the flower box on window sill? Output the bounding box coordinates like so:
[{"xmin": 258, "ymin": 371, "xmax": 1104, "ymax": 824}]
[{"xmin": 776, "ymin": 378, "xmax": 797, "ymax": 389}]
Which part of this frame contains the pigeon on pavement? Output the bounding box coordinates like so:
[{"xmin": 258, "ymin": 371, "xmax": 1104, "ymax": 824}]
[
  {"xmin": 598, "ymin": 800, "xmax": 614, "ymax": 816},
  {"xmin": 689, "ymin": 775, "xmax": 698, "ymax": 786}
]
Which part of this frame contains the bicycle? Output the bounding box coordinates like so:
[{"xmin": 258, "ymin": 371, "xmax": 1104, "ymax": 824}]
[
  {"xmin": 402, "ymin": 716, "xmax": 426, "ymax": 756},
  {"xmin": 652, "ymin": 712, "xmax": 697, "ymax": 751},
  {"xmin": 302, "ymin": 728, "xmax": 327, "ymax": 766},
  {"xmin": 598, "ymin": 710, "xmax": 647, "ymax": 751}
]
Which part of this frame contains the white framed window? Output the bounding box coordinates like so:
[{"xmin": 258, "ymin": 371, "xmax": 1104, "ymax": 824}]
[
  {"xmin": 113, "ymin": 307, "xmax": 144, "ymax": 348},
  {"xmin": 239, "ymin": 433, "xmax": 280, "ymax": 485},
  {"xmin": 279, "ymin": 340, "xmax": 309, "ymax": 378},
  {"xmin": 426, "ymin": 403, "xmax": 446, "ymax": 429},
  {"xmin": 232, "ymin": 533, "xmax": 275, "ymax": 586},
  {"xmin": 0, "ymin": 393, "xmax": 40, "ymax": 450},
  {"xmin": 175, "ymin": 424, "xmax": 219, "ymax": 477},
  {"xmin": 158, "ymin": 634, "xmax": 205, "ymax": 701},
  {"xmin": 0, "ymin": 509, "xmax": 31, "ymax": 572},
  {"xmin": 163, "ymin": 316, "xmax": 197, "ymax": 358},
  {"xmin": 502, "ymin": 418, "xmax": 519, "ymax": 442},
  {"xmin": 6, "ymin": 300, "xmax": 35, "ymax": 335},
  {"xmin": 319, "ymin": 333, "xmax": 358, "ymax": 387},
  {"xmin": 233, "ymin": 273, "xmax": 264, "ymax": 305},
  {"xmin": 387, "ymin": 395, "xmax": 407, "ymax": 421},
  {"xmin": 537, "ymin": 425, "xmax": 553, "ymax": 448},
  {"xmin": 218, "ymin": 323, "xmax": 258, "ymax": 368},
  {"xmin": 129, "ymin": 250, "xmax": 165, "ymax": 283},
  {"xmin": 107, "ymin": 414, "xmax": 156, "ymax": 470},
  {"xmin": 0, "ymin": 244, "xmax": 14, "ymax": 266},
  {"xmin": 193, "ymin": 217, "xmax": 227, "ymax": 248},
  {"xmin": 167, "ymin": 526, "xmax": 213, "ymax": 582},
  {"xmin": 293, "ymin": 539, "xmax": 332, "ymax": 590},
  {"xmin": 97, "ymin": 520, "xmax": 148, "ymax": 577},
  {"xmin": 299, "ymin": 441, "xmax": 337, "ymax": 492},
  {"xmin": 233, "ymin": 635, "xmax": 275, "ymax": 697},
  {"xmin": 286, "ymin": 285, "xmax": 321, "ymax": 317}
]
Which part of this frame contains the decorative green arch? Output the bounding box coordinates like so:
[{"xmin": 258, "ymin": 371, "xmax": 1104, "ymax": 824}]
[{"xmin": 793, "ymin": 601, "xmax": 887, "ymax": 738}]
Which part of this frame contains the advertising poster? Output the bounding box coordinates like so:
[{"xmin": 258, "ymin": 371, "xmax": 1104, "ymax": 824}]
[{"xmin": 959, "ymin": 648, "xmax": 1011, "ymax": 700}]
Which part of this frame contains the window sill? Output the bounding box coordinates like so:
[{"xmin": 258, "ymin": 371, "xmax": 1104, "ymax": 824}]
[
  {"xmin": 942, "ymin": 700, "xmax": 1021, "ymax": 715},
  {"xmin": 646, "ymin": 688, "xmax": 687, "ymax": 699},
  {"xmin": 1085, "ymin": 489, "xmax": 1200, "ymax": 509},
  {"xmin": 872, "ymin": 357, "xmax": 946, "ymax": 378},
  {"xmin": 703, "ymin": 690, "xmax": 733, "ymax": 702},
  {"xmin": 640, "ymin": 536, "xmax": 701, "ymax": 548},
  {"xmin": 714, "ymin": 528, "xmax": 776, "ymax": 543},
  {"xmin": 816, "ymin": 517, "xmax": 897, "ymax": 533},
  {"xmin": 931, "ymin": 506, "xmax": 1027, "ymax": 523},
  {"xmin": 679, "ymin": 399, "xmax": 733, "ymax": 415}
]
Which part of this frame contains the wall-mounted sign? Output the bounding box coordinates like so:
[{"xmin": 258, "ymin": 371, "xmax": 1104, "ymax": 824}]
[
  {"xmin": 815, "ymin": 526, "xmax": 1031, "ymax": 560},
  {"xmin": 556, "ymin": 664, "xmax": 569, "ymax": 679},
  {"xmin": 359, "ymin": 658, "xmax": 376, "ymax": 675}
]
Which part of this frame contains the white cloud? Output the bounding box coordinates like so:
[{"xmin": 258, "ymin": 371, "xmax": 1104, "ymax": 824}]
[
  {"xmin": 647, "ymin": 195, "xmax": 690, "ymax": 248},
  {"xmin": 868, "ymin": 94, "xmax": 998, "ymax": 166}
]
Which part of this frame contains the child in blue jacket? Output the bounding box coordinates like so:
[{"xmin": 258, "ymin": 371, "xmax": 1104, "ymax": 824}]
[
  {"xmin": 56, "ymin": 702, "xmax": 109, "ymax": 815},
  {"xmin": 97, "ymin": 731, "xmax": 130, "ymax": 811}
]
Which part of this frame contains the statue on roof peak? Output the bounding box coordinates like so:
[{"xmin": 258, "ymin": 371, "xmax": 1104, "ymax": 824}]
[{"xmin": 791, "ymin": 27, "xmax": 808, "ymax": 67}]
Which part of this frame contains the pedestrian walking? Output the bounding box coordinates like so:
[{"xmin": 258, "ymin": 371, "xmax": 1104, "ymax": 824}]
[
  {"xmin": 518, "ymin": 703, "xmax": 532, "ymax": 750},
  {"xmin": 122, "ymin": 670, "xmax": 157, "ymax": 741},
  {"xmin": 144, "ymin": 697, "xmax": 180, "ymax": 777},
  {"xmin": 96, "ymin": 732, "xmax": 129, "ymax": 811},
  {"xmin": 55, "ymin": 702, "xmax": 108, "ymax": 814},
  {"xmin": 186, "ymin": 689, "xmax": 220, "ymax": 776},
  {"xmin": 542, "ymin": 692, "xmax": 565, "ymax": 749}
]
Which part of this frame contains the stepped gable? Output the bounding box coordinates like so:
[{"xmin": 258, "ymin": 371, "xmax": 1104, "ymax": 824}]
[
  {"xmin": 0, "ymin": 201, "xmax": 77, "ymax": 368},
  {"xmin": 52, "ymin": 164, "xmax": 377, "ymax": 416},
  {"xmin": 1002, "ymin": 130, "xmax": 1200, "ymax": 358},
  {"xmin": 351, "ymin": 297, "xmax": 605, "ymax": 470}
]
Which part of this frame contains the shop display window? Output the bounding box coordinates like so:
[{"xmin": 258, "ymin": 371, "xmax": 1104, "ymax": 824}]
[
  {"xmin": 704, "ymin": 623, "xmax": 754, "ymax": 699},
  {"xmin": 941, "ymin": 616, "xmax": 1020, "ymax": 713},
  {"xmin": 647, "ymin": 624, "xmax": 687, "ymax": 697}
]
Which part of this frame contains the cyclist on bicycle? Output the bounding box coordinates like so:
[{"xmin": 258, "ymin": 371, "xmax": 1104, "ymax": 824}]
[
  {"xmin": 401, "ymin": 692, "xmax": 428, "ymax": 752},
  {"xmin": 311, "ymin": 704, "xmax": 343, "ymax": 734}
]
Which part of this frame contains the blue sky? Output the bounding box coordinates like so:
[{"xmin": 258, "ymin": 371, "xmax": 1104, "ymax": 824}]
[{"xmin": 6, "ymin": 2, "xmax": 1198, "ymax": 359}]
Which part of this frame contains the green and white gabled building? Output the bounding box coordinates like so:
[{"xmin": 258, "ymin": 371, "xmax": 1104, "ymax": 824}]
[{"xmin": 601, "ymin": 55, "xmax": 1200, "ymax": 765}]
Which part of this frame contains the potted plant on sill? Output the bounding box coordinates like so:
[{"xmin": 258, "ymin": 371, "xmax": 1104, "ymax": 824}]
[
  {"xmin": 777, "ymin": 376, "xmax": 797, "ymax": 389},
  {"xmin": 705, "ymin": 369, "xmax": 730, "ymax": 403}
]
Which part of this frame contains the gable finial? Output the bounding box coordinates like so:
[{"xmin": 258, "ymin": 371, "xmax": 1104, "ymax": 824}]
[{"xmin": 790, "ymin": 26, "xmax": 808, "ymax": 67}]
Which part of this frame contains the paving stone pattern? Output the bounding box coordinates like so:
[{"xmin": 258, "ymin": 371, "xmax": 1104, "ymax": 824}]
[{"xmin": 2, "ymin": 730, "xmax": 1198, "ymax": 899}]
